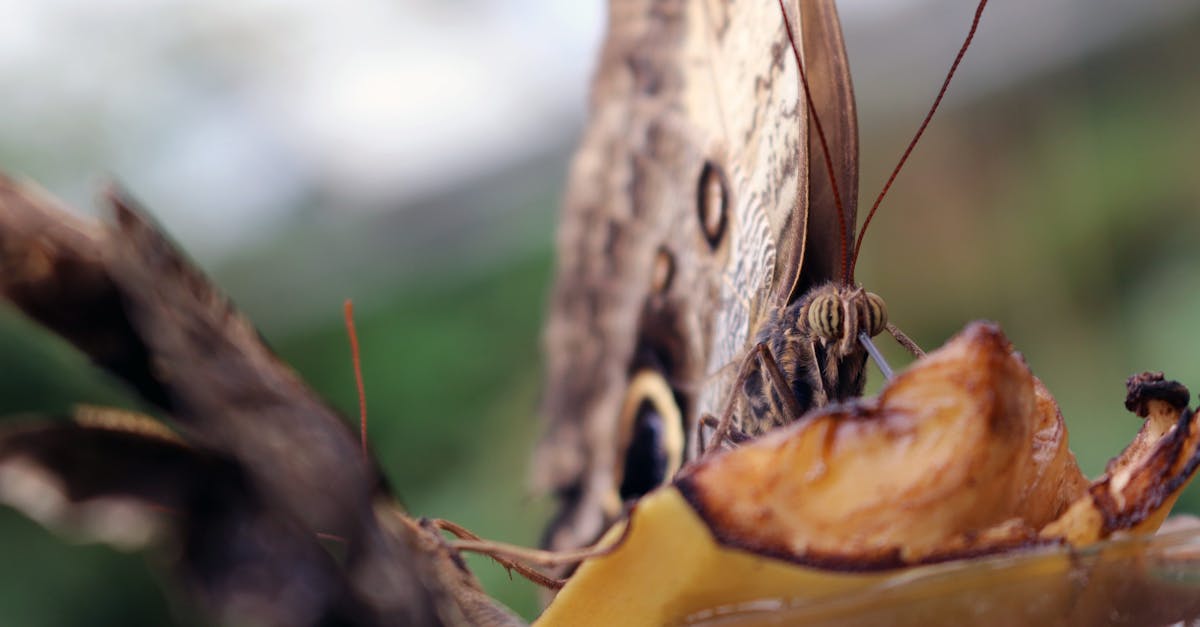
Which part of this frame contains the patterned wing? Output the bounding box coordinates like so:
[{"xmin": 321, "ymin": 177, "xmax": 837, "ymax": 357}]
[
  {"xmin": 536, "ymin": 0, "xmax": 820, "ymax": 553},
  {"xmin": 787, "ymin": 0, "xmax": 859, "ymax": 302}
]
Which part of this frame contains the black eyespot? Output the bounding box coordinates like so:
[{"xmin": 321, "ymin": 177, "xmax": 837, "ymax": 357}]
[
  {"xmin": 615, "ymin": 370, "xmax": 684, "ymax": 503},
  {"xmin": 619, "ymin": 400, "xmax": 669, "ymax": 500},
  {"xmin": 696, "ymin": 161, "xmax": 728, "ymax": 250}
]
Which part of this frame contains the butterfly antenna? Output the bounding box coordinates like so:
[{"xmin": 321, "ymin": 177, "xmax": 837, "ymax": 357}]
[
  {"xmin": 778, "ymin": 0, "xmax": 851, "ymax": 284},
  {"xmin": 343, "ymin": 299, "xmax": 368, "ymax": 459},
  {"xmin": 851, "ymin": 0, "xmax": 989, "ymax": 275}
]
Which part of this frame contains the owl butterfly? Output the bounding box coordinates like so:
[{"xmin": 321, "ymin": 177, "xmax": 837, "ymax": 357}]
[{"xmin": 537, "ymin": 0, "xmax": 987, "ymax": 555}]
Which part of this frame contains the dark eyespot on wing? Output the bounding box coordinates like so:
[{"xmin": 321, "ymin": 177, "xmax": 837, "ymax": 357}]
[
  {"xmin": 696, "ymin": 160, "xmax": 730, "ymax": 250},
  {"xmin": 620, "ymin": 401, "xmax": 670, "ymax": 500}
]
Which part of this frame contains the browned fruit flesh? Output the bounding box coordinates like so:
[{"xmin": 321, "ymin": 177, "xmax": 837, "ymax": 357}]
[{"xmin": 537, "ymin": 321, "xmax": 1200, "ymax": 626}]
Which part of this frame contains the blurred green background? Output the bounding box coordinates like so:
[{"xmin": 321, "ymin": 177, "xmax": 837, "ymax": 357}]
[{"xmin": 1, "ymin": 0, "xmax": 1199, "ymax": 624}]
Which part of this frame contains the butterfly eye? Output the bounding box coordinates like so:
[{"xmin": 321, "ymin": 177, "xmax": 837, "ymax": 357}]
[
  {"xmin": 864, "ymin": 292, "xmax": 888, "ymax": 337},
  {"xmin": 614, "ymin": 370, "xmax": 684, "ymax": 504},
  {"xmin": 696, "ymin": 161, "xmax": 729, "ymax": 250},
  {"xmin": 807, "ymin": 293, "xmax": 843, "ymax": 341}
]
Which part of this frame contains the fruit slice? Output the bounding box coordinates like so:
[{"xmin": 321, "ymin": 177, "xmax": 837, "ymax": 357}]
[{"xmin": 537, "ymin": 322, "xmax": 1200, "ymax": 626}]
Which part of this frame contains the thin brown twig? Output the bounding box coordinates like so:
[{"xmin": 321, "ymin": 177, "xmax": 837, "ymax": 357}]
[{"xmin": 343, "ymin": 299, "xmax": 368, "ymax": 459}]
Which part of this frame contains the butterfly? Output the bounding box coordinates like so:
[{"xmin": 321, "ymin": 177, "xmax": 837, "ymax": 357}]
[{"xmin": 536, "ymin": 0, "xmax": 977, "ymax": 556}]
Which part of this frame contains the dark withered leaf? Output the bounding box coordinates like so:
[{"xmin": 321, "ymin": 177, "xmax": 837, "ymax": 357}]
[
  {"xmin": 0, "ymin": 418, "xmax": 370, "ymax": 626},
  {"xmin": 0, "ymin": 175, "xmax": 519, "ymax": 626},
  {"xmin": 0, "ymin": 177, "xmax": 375, "ymax": 540}
]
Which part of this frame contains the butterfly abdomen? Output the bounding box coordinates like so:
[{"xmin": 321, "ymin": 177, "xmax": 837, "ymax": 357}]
[{"xmin": 741, "ymin": 303, "xmax": 815, "ymax": 436}]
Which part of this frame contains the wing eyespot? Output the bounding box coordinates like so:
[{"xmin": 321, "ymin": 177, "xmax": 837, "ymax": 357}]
[
  {"xmin": 696, "ymin": 160, "xmax": 729, "ymax": 250},
  {"xmin": 613, "ymin": 370, "xmax": 685, "ymax": 503}
]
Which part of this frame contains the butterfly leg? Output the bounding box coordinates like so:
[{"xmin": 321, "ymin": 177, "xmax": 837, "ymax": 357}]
[
  {"xmin": 699, "ymin": 414, "xmax": 751, "ymax": 448},
  {"xmin": 804, "ymin": 338, "xmax": 831, "ymax": 407},
  {"xmin": 702, "ymin": 347, "xmax": 767, "ymax": 455},
  {"xmin": 754, "ymin": 343, "xmax": 805, "ymax": 424},
  {"xmin": 886, "ymin": 323, "xmax": 926, "ymax": 358},
  {"xmin": 703, "ymin": 342, "xmax": 817, "ymax": 455}
]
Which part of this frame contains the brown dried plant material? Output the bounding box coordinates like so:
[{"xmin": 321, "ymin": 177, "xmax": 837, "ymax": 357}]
[
  {"xmin": 1042, "ymin": 373, "xmax": 1200, "ymax": 545},
  {"xmin": 680, "ymin": 323, "xmax": 1085, "ymax": 567},
  {"xmin": 536, "ymin": 322, "xmax": 1200, "ymax": 626},
  {"xmin": 0, "ymin": 175, "xmax": 524, "ymax": 627}
]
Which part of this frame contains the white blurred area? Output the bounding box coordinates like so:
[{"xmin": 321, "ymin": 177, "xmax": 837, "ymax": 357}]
[
  {"xmin": 0, "ymin": 0, "xmax": 1194, "ymax": 260},
  {"xmin": 0, "ymin": 0, "xmax": 602, "ymax": 258}
]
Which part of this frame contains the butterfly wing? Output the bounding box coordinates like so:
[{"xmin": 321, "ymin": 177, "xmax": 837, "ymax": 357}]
[
  {"xmin": 786, "ymin": 0, "xmax": 859, "ymax": 302},
  {"xmin": 538, "ymin": 0, "xmax": 845, "ymax": 552},
  {"xmin": 702, "ymin": 0, "xmax": 862, "ymax": 436}
]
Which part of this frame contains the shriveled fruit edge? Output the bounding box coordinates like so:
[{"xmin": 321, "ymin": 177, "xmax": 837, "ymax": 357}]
[
  {"xmin": 676, "ymin": 322, "xmax": 1074, "ymax": 569},
  {"xmin": 1042, "ymin": 375, "xmax": 1200, "ymax": 545},
  {"xmin": 681, "ymin": 328, "xmax": 1200, "ymax": 566},
  {"xmin": 537, "ymin": 334, "xmax": 1200, "ymax": 626}
]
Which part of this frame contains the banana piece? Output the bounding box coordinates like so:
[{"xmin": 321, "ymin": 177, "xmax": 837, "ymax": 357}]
[{"xmin": 537, "ymin": 322, "xmax": 1200, "ymax": 626}]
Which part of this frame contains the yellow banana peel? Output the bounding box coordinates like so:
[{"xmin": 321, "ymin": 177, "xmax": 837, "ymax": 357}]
[{"xmin": 537, "ymin": 322, "xmax": 1200, "ymax": 626}]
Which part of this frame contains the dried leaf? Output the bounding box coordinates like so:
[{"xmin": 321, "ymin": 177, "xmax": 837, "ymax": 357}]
[{"xmin": 0, "ymin": 175, "xmax": 523, "ymax": 626}]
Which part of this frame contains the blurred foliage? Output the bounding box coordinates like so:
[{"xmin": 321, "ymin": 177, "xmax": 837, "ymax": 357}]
[
  {"xmin": 1, "ymin": 12, "xmax": 1200, "ymax": 627},
  {"xmin": 855, "ymin": 14, "xmax": 1200, "ymax": 483}
]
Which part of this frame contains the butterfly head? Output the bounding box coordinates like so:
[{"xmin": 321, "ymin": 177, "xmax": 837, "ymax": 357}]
[{"xmin": 805, "ymin": 285, "xmax": 887, "ymax": 354}]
